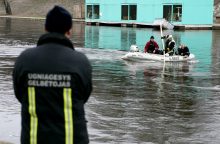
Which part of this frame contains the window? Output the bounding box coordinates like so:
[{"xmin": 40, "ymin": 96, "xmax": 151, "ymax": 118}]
[
  {"xmin": 163, "ymin": 5, "xmax": 182, "ymax": 22},
  {"xmin": 163, "ymin": 5, "xmax": 172, "ymax": 21},
  {"xmin": 130, "ymin": 5, "xmax": 137, "ymax": 20},
  {"xmin": 87, "ymin": 5, "xmax": 92, "ymax": 19},
  {"xmin": 122, "ymin": 5, "xmax": 128, "ymax": 20},
  {"xmin": 93, "ymin": 5, "xmax": 100, "ymax": 19},
  {"xmin": 87, "ymin": 5, "xmax": 100, "ymax": 19},
  {"xmin": 121, "ymin": 5, "xmax": 137, "ymax": 20},
  {"xmin": 173, "ymin": 5, "xmax": 182, "ymax": 22}
]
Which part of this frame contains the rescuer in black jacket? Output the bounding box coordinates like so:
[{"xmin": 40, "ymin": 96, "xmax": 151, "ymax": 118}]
[
  {"xmin": 177, "ymin": 44, "xmax": 190, "ymax": 56},
  {"xmin": 12, "ymin": 6, "xmax": 92, "ymax": 144}
]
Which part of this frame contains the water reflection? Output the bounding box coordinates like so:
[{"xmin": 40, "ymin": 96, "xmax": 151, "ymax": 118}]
[
  {"xmin": 85, "ymin": 25, "xmax": 213, "ymax": 75},
  {"xmin": 1, "ymin": 18, "xmax": 220, "ymax": 143},
  {"xmin": 0, "ymin": 46, "xmax": 22, "ymax": 143},
  {"xmin": 88, "ymin": 58, "xmax": 206, "ymax": 143},
  {"xmin": 85, "ymin": 25, "xmax": 160, "ymax": 50},
  {"xmin": 90, "ymin": 57, "xmax": 220, "ymax": 143}
]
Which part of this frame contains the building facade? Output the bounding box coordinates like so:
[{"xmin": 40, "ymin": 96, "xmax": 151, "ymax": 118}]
[
  {"xmin": 0, "ymin": 0, "xmax": 85, "ymax": 19},
  {"xmin": 85, "ymin": 0, "xmax": 214, "ymax": 26}
]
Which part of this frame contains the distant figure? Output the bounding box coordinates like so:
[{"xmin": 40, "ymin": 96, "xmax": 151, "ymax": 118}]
[
  {"xmin": 144, "ymin": 36, "xmax": 161, "ymax": 54},
  {"xmin": 177, "ymin": 44, "xmax": 190, "ymax": 57},
  {"xmin": 162, "ymin": 34, "xmax": 176, "ymax": 55},
  {"xmin": 13, "ymin": 6, "xmax": 92, "ymax": 144}
]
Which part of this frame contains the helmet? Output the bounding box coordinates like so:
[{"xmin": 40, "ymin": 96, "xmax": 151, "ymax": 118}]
[
  {"xmin": 130, "ymin": 45, "xmax": 139, "ymax": 52},
  {"xmin": 167, "ymin": 35, "xmax": 173, "ymax": 40}
]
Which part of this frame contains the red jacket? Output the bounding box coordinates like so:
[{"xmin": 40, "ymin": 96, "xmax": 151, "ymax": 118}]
[{"xmin": 144, "ymin": 41, "xmax": 159, "ymax": 53}]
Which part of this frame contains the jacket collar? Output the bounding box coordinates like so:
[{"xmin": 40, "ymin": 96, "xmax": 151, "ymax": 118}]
[{"xmin": 37, "ymin": 32, "xmax": 74, "ymax": 49}]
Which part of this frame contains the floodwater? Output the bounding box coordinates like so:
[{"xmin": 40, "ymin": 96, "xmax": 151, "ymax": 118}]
[{"xmin": 0, "ymin": 18, "xmax": 220, "ymax": 144}]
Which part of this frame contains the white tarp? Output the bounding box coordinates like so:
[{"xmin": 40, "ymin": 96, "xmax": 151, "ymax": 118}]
[{"xmin": 153, "ymin": 18, "xmax": 174, "ymax": 30}]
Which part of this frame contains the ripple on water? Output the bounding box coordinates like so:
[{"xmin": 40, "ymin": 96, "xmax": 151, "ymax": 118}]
[{"xmin": 1, "ymin": 22, "xmax": 220, "ymax": 143}]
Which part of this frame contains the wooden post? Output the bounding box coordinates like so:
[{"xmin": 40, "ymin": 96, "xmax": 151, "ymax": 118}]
[{"xmin": 3, "ymin": 0, "xmax": 12, "ymax": 15}]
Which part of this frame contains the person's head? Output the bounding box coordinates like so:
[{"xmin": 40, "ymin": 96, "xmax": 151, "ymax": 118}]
[
  {"xmin": 167, "ymin": 35, "xmax": 173, "ymax": 40},
  {"xmin": 150, "ymin": 36, "xmax": 154, "ymax": 41},
  {"xmin": 45, "ymin": 5, "xmax": 73, "ymax": 38},
  {"xmin": 179, "ymin": 44, "xmax": 185, "ymax": 49}
]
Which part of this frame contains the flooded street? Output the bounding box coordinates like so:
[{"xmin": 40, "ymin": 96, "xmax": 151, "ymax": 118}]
[{"xmin": 1, "ymin": 18, "xmax": 220, "ymax": 144}]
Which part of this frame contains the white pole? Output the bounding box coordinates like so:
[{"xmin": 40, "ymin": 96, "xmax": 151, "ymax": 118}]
[
  {"xmin": 160, "ymin": 23, "xmax": 166, "ymax": 63},
  {"xmin": 159, "ymin": 23, "xmax": 166, "ymax": 90}
]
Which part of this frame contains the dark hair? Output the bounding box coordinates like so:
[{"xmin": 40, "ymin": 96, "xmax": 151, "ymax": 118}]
[
  {"xmin": 150, "ymin": 36, "xmax": 154, "ymax": 39},
  {"xmin": 45, "ymin": 5, "xmax": 72, "ymax": 34}
]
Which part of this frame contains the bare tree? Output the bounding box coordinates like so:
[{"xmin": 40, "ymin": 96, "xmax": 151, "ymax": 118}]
[{"xmin": 3, "ymin": 0, "xmax": 12, "ymax": 14}]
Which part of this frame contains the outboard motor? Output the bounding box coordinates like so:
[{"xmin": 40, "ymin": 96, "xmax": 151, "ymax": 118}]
[{"xmin": 130, "ymin": 45, "xmax": 139, "ymax": 52}]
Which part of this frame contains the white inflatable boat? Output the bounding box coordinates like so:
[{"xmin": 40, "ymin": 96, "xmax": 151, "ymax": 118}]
[{"xmin": 121, "ymin": 45, "xmax": 195, "ymax": 62}]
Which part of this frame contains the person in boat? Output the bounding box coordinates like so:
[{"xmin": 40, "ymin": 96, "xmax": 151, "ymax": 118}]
[
  {"xmin": 161, "ymin": 34, "xmax": 176, "ymax": 55},
  {"xmin": 144, "ymin": 36, "xmax": 161, "ymax": 54},
  {"xmin": 177, "ymin": 44, "xmax": 190, "ymax": 57}
]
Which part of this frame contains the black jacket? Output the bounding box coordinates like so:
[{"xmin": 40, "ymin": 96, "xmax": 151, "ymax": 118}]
[
  {"xmin": 178, "ymin": 46, "xmax": 190, "ymax": 56},
  {"xmin": 13, "ymin": 33, "xmax": 92, "ymax": 144},
  {"xmin": 165, "ymin": 39, "xmax": 175, "ymax": 52}
]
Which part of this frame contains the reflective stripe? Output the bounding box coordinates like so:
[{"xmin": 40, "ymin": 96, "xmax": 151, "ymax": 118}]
[
  {"xmin": 28, "ymin": 87, "xmax": 38, "ymax": 144},
  {"xmin": 63, "ymin": 88, "xmax": 73, "ymax": 144}
]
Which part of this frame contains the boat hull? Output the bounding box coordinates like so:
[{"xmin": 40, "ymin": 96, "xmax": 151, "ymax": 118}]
[{"xmin": 121, "ymin": 52, "xmax": 195, "ymax": 62}]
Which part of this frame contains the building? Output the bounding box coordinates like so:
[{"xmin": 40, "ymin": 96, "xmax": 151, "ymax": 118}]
[
  {"xmin": 0, "ymin": 0, "xmax": 85, "ymax": 19},
  {"xmin": 85, "ymin": 0, "xmax": 214, "ymax": 28}
]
